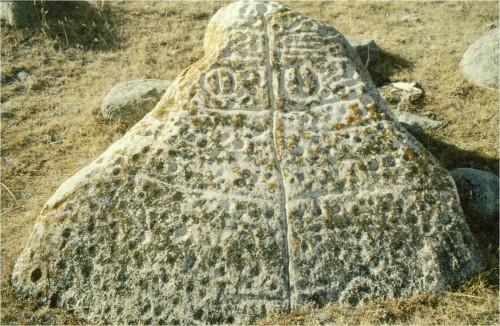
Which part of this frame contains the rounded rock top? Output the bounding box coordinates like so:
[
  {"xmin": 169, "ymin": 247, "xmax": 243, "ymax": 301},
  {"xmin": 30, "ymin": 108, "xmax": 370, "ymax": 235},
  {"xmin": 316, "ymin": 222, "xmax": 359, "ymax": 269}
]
[
  {"xmin": 460, "ymin": 28, "xmax": 499, "ymax": 89},
  {"xmin": 100, "ymin": 79, "xmax": 171, "ymax": 123}
]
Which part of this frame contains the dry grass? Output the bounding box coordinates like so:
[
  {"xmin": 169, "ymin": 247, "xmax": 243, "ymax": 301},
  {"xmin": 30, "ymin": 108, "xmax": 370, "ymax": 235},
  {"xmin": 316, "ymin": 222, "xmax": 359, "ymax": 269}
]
[{"xmin": 1, "ymin": 1, "xmax": 498, "ymax": 324}]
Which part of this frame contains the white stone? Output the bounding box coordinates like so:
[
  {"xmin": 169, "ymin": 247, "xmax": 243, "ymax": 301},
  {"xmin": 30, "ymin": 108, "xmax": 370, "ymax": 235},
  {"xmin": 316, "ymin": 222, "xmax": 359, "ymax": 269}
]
[
  {"xmin": 100, "ymin": 79, "xmax": 171, "ymax": 123},
  {"xmin": 401, "ymin": 15, "xmax": 419, "ymax": 22},
  {"xmin": 16, "ymin": 71, "xmax": 30, "ymax": 83},
  {"xmin": 378, "ymin": 81, "xmax": 424, "ymax": 111},
  {"xmin": 12, "ymin": 2, "xmax": 482, "ymax": 324},
  {"xmin": 460, "ymin": 28, "xmax": 499, "ymax": 89},
  {"xmin": 0, "ymin": 2, "xmax": 15, "ymax": 26}
]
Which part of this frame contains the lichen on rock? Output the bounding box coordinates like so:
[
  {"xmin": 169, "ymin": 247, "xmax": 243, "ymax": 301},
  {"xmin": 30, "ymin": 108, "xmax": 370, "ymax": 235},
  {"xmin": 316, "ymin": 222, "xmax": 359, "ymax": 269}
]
[{"xmin": 12, "ymin": 1, "xmax": 482, "ymax": 324}]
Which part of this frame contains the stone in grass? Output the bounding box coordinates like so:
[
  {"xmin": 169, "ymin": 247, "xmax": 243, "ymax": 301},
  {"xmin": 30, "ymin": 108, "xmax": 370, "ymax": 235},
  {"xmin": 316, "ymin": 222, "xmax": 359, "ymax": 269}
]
[
  {"xmin": 12, "ymin": 2, "xmax": 482, "ymax": 325},
  {"xmin": 345, "ymin": 37, "xmax": 380, "ymax": 67},
  {"xmin": 450, "ymin": 168, "xmax": 499, "ymax": 223},
  {"xmin": 460, "ymin": 28, "xmax": 499, "ymax": 89},
  {"xmin": 379, "ymin": 81, "xmax": 424, "ymax": 111},
  {"xmin": 393, "ymin": 110, "xmax": 443, "ymax": 136},
  {"xmin": 100, "ymin": 79, "xmax": 171, "ymax": 123},
  {"xmin": 401, "ymin": 15, "xmax": 419, "ymax": 22}
]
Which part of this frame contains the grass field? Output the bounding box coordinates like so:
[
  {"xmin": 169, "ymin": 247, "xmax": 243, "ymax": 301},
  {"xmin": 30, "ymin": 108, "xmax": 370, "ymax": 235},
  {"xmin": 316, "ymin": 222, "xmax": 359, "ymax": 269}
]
[{"xmin": 1, "ymin": 1, "xmax": 498, "ymax": 324}]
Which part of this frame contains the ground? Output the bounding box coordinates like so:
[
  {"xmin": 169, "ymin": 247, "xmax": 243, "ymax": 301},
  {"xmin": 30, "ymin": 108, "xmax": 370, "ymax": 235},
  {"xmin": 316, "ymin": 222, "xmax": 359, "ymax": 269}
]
[{"xmin": 1, "ymin": 1, "xmax": 498, "ymax": 324}]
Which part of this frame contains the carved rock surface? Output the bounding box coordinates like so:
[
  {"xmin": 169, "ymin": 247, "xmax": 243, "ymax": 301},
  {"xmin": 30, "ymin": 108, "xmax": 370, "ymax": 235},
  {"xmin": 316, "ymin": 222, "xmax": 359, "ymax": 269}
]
[{"xmin": 12, "ymin": 2, "xmax": 482, "ymax": 324}]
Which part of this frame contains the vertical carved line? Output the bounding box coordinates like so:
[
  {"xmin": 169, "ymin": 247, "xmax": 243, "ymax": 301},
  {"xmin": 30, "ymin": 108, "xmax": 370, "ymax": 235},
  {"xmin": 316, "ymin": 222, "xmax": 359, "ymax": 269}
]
[{"xmin": 261, "ymin": 13, "xmax": 292, "ymax": 312}]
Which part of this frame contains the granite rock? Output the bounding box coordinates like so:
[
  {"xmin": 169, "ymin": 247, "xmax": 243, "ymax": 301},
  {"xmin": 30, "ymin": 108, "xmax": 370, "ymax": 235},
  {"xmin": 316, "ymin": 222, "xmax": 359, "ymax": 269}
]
[
  {"xmin": 393, "ymin": 110, "xmax": 443, "ymax": 135},
  {"xmin": 12, "ymin": 1, "xmax": 482, "ymax": 324},
  {"xmin": 100, "ymin": 79, "xmax": 171, "ymax": 123},
  {"xmin": 460, "ymin": 28, "xmax": 499, "ymax": 89},
  {"xmin": 450, "ymin": 168, "xmax": 499, "ymax": 222},
  {"xmin": 379, "ymin": 81, "xmax": 424, "ymax": 111}
]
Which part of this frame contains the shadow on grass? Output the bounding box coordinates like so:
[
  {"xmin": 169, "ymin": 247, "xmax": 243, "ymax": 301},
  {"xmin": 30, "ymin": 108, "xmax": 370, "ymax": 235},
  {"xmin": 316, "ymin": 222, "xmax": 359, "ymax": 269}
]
[
  {"xmin": 367, "ymin": 49, "xmax": 414, "ymax": 87},
  {"xmin": 412, "ymin": 132, "xmax": 499, "ymax": 175},
  {"xmin": 4, "ymin": 1, "xmax": 122, "ymax": 51}
]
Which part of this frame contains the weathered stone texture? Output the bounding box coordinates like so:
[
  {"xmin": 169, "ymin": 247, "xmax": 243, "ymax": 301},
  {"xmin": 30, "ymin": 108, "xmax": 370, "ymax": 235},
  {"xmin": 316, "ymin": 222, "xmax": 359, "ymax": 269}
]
[
  {"xmin": 451, "ymin": 168, "xmax": 499, "ymax": 222},
  {"xmin": 460, "ymin": 28, "xmax": 499, "ymax": 89},
  {"xmin": 393, "ymin": 111, "xmax": 443, "ymax": 136},
  {"xmin": 100, "ymin": 79, "xmax": 171, "ymax": 123},
  {"xmin": 378, "ymin": 81, "xmax": 424, "ymax": 111},
  {"xmin": 12, "ymin": 1, "xmax": 482, "ymax": 324}
]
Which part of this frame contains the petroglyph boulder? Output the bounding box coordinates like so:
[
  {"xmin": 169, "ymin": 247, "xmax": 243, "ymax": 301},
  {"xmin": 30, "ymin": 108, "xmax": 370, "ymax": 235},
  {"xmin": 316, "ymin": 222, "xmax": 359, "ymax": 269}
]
[{"xmin": 12, "ymin": 1, "xmax": 482, "ymax": 324}]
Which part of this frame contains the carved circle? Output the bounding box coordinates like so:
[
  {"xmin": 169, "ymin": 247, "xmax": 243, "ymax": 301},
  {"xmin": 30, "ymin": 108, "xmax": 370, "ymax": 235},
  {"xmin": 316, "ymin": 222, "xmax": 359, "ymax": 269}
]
[
  {"xmin": 281, "ymin": 62, "xmax": 321, "ymax": 101},
  {"xmin": 200, "ymin": 67, "xmax": 237, "ymax": 98}
]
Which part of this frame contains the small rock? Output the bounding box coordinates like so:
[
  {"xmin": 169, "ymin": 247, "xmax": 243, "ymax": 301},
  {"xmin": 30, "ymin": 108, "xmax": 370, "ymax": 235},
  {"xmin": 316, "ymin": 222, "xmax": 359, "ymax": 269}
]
[
  {"xmin": 460, "ymin": 28, "xmax": 499, "ymax": 89},
  {"xmin": 100, "ymin": 79, "xmax": 171, "ymax": 123},
  {"xmin": 378, "ymin": 81, "xmax": 424, "ymax": 111},
  {"xmin": 450, "ymin": 168, "xmax": 499, "ymax": 222},
  {"xmin": 393, "ymin": 110, "xmax": 443, "ymax": 135},
  {"xmin": 0, "ymin": 2, "xmax": 15, "ymax": 26},
  {"xmin": 346, "ymin": 37, "xmax": 380, "ymax": 67},
  {"xmin": 401, "ymin": 15, "xmax": 419, "ymax": 22},
  {"xmin": 16, "ymin": 71, "xmax": 29, "ymax": 82}
]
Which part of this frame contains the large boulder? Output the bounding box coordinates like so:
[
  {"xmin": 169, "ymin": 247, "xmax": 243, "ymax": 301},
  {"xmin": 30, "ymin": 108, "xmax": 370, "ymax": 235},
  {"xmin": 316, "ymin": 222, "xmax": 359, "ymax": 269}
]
[
  {"xmin": 450, "ymin": 168, "xmax": 499, "ymax": 223},
  {"xmin": 460, "ymin": 28, "xmax": 499, "ymax": 89},
  {"xmin": 100, "ymin": 79, "xmax": 171, "ymax": 123},
  {"xmin": 12, "ymin": 2, "xmax": 482, "ymax": 324}
]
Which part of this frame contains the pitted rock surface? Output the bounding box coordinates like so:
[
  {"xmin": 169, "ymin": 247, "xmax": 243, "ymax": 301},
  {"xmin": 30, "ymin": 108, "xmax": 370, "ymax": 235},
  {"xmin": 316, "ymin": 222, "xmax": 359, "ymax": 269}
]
[{"xmin": 12, "ymin": 2, "xmax": 482, "ymax": 324}]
